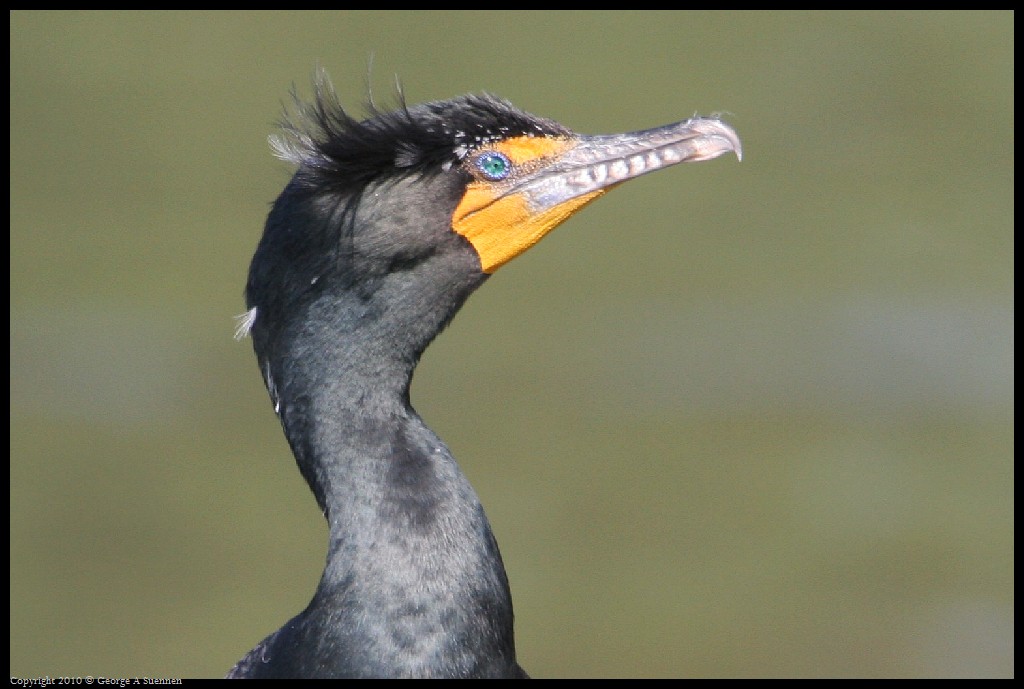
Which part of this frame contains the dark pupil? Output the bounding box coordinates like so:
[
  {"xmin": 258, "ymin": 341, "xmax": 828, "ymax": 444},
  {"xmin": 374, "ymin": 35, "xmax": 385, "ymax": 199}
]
[{"xmin": 479, "ymin": 153, "xmax": 509, "ymax": 179}]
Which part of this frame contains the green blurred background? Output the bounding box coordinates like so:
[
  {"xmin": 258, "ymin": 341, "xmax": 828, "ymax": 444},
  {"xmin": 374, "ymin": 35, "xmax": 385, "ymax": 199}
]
[{"xmin": 10, "ymin": 11, "xmax": 1013, "ymax": 678}]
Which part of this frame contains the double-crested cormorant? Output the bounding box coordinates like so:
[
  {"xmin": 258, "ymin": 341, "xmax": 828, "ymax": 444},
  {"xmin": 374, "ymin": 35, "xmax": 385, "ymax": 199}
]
[{"xmin": 228, "ymin": 75, "xmax": 740, "ymax": 679}]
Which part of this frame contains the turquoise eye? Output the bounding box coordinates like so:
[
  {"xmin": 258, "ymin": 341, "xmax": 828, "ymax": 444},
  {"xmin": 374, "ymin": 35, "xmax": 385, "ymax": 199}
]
[{"xmin": 476, "ymin": 151, "xmax": 511, "ymax": 181}]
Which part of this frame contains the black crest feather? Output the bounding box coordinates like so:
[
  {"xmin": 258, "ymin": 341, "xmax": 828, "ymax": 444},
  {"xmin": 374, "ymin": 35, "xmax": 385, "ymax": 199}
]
[{"xmin": 270, "ymin": 71, "xmax": 571, "ymax": 195}]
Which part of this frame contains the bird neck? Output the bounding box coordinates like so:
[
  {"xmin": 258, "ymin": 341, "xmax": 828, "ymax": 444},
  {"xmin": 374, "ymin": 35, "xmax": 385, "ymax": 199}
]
[
  {"xmin": 259, "ymin": 277, "xmax": 522, "ymax": 674},
  {"xmin": 268, "ymin": 271, "xmax": 483, "ymax": 512}
]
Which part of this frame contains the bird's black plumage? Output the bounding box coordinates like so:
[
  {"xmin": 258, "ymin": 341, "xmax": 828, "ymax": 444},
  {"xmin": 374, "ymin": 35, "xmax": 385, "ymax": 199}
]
[
  {"xmin": 271, "ymin": 83, "xmax": 571, "ymax": 193},
  {"xmin": 229, "ymin": 76, "xmax": 739, "ymax": 679}
]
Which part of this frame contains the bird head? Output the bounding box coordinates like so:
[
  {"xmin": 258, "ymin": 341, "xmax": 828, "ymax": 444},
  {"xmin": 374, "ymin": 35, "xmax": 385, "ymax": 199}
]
[{"xmin": 241, "ymin": 77, "xmax": 740, "ymax": 361}]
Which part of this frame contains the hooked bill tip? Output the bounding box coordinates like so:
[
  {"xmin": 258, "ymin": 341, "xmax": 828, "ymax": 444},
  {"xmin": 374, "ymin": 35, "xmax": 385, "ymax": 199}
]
[{"xmin": 687, "ymin": 118, "xmax": 743, "ymax": 163}]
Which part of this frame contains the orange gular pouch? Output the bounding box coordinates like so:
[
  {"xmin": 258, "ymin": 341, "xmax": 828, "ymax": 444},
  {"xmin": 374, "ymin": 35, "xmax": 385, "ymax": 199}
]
[{"xmin": 451, "ymin": 136, "xmax": 607, "ymax": 273}]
